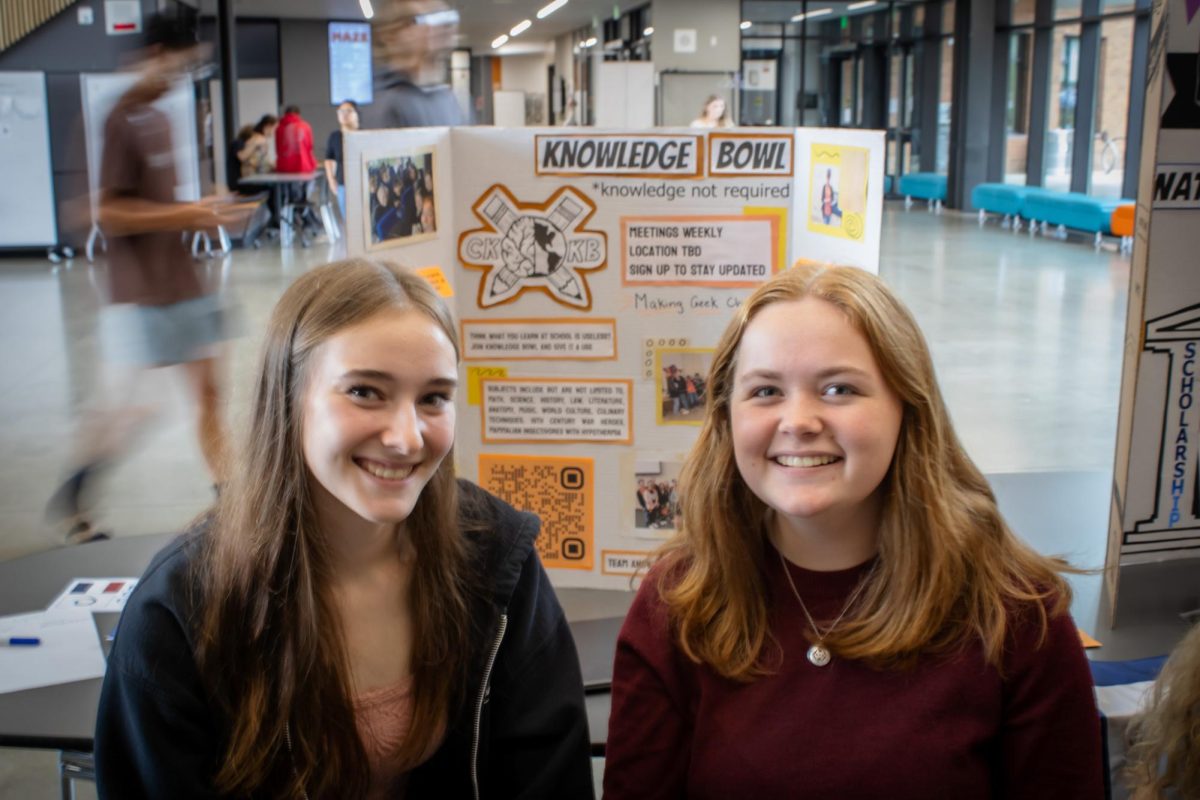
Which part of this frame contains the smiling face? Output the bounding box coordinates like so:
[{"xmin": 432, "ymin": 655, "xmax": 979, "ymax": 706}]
[
  {"xmin": 301, "ymin": 307, "xmax": 457, "ymax": 538},
  {"xmin": 730, "ymin": 297, "xmax": 902, "ymax": 548}
]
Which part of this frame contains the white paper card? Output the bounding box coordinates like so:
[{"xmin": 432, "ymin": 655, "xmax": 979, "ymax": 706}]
[
  {"xmin": 0, "ymin": 610, "xmax": 107, "ymax": 694},
  {"xmin": 47, "ymin": 578, "xmax": 139, "ymax": 612}
]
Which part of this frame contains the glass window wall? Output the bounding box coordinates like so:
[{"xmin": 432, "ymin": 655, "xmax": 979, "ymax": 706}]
[
  {"xmin": 1055, "ymin": 0, "xmax": 1084, "ymax": 21},
  {"xmin": 1005, "ymin": 31, "xmax": 1034, "ymax": 184},
  {"xmin": 1043, "ymin": 23, "xmax": 1081, "ymax": 190},
  {"xmin": 1092, "ymin": 15, "xmax": 1134, "ymax": 197},
  {"xmin": 734, "ymin": 0, "xmax": 1149, "ymax": 203},
  {"xmin": 937, "ymin": 36, "xmax": 953, "ymax": 173},
  {"xmin": 1010, "ymin": 0, "xmax": 1036, "ymax": 26}
]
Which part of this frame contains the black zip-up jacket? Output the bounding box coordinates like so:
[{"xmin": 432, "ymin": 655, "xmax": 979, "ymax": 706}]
[{"xmin": 95, "ymin": 481, "xmax": 594, "ymax": 799}]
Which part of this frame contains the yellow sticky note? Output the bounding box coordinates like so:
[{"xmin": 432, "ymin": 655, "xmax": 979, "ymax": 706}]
[
  {"xmin": 467, "ymin": 366, "xmax": 508, "ymax": 406},
  {"xmin": 416, "ymin": 266, "xmax": 454, "ymax": 298}
]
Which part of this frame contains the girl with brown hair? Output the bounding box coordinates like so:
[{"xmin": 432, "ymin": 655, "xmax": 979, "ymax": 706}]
[
  {"xmin": 605, "ymin": 263, "xmax": 1103, "ymax": 798},
  {"xmin": 95, "ymin": 259, "xmax": 593, "ymax": 799}
]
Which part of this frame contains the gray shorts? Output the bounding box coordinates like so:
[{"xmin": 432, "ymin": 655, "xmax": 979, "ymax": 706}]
[{"xmin": 100, "ymin": 294, "xmax": 230, "ymax": 367}]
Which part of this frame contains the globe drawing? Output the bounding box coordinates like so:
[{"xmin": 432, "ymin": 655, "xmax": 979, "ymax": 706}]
[{"xmin": 502, "ymin": 216, "xmax": 568, "ymax": 277}]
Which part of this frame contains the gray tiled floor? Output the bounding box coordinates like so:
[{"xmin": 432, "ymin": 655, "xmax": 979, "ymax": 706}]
[{"xmin": 0, "ymin": 205, "xmax": 1131, "ymax": 797}]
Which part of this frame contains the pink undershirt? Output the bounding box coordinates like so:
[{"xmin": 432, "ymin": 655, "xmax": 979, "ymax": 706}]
[{"xmin": 353, "ymin": 675, "xmax": 442, "ymax": 800}]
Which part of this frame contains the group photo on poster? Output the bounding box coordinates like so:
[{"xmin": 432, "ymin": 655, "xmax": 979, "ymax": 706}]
[
  {"xmin": 363, "ymin": 148, "xmax": 437, "ymax": 249},
  {"xmin": 632, "ymin": 460, "xmax": 684, "ymax": 535},
  {"xmin": 656, "ymin": 348, "xmax": 713, "ymax": 425}
]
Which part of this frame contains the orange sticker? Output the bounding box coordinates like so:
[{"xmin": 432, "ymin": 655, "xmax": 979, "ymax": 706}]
[
  {"xmin": 416, "ymin": 266, "xmax": 454, "ymax": 297},
  {"xmin": 479, "ymin": 454, "xmax": 594, "ymax": 571}
]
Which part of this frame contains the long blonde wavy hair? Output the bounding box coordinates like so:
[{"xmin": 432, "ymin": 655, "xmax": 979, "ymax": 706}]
[
  {"xmin": 1125, "ymin": 622, "xmax": 1200, "ymax": 798},
  {"xmin": 658, "ymin": 263, "xmax": 1075, "ymax": 680}
]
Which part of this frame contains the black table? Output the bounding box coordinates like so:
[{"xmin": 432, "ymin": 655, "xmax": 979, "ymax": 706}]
[{"xmin": 0, "ymin": 533, "xmax": 625, "ymax": 754}]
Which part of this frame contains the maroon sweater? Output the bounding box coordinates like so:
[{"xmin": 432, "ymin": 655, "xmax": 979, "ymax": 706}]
[{"xmin": 605, "ymin": 555, "xmax": 1104, "ymax": 799}]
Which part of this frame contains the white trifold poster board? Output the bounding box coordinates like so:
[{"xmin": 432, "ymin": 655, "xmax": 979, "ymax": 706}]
[
  {"xmin": 345, "ymin": 126, "xmax": 884, "ymax": 588},
  {"xmin": 1107, "ymin": 0, "xmax": 1200, "ymax": 609},
  {"xmin": 0, "ymin": 72, "xmax": 57, "ymax": 247}
]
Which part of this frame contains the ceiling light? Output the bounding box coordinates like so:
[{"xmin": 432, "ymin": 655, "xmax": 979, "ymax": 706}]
[
  {"xmin": 492, "ymin": 34, "xmax": 509, "ymax": 48},
  {"xmin": 510, "ymin": 19, "xmax": 532, "ymax": 36},
  {"xmin": 582, "ymin": 36, "xmax": 597, "ymax": 47},
  {"xmin": 740, "ymin": 21, "xmax": 752, "ymax": 30},
  {"xmin": 848, "ymin": 1, "xmax": 877, "ymax": 9},
  {"xmin": 643, "ymin": 26, "xmax": 653, "ymax": 36},
  {"xmin": 359, "ymin": 0, "xmax": 374, "ymax": 19},
  {"xmin": 792, "ymin": 7, "xmax": 833, "ymax": 22},
  {"xmin": 537, "ymin": 0, "xmax": 568, "ymax": 19}
]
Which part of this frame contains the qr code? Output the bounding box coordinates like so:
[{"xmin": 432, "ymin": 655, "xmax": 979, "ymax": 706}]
[{"xmin": 478, "ymin": 454, "xmax": 594, "ymax": 571}]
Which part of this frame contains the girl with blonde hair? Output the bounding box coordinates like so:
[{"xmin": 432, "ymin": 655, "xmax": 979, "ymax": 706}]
[
  {"xmin": 605, "ymin": 263, "xmax": 1103, "ymax": 798},
  {"xmin": 1125, "ymin": 621, "xmax": 1200, "ymax": 799},
  {"xmin": 95, "ymin": 259, "xmax": 592, "ymax": 798},
  {"xmin": 690, "ymin": 95, "xmax": 732, "ymax": 128}
]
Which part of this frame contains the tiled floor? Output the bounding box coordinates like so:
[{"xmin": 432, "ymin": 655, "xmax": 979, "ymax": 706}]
[{"xmin": 0, "ymin": 205, "xmax": 1132, "ymax": 797}]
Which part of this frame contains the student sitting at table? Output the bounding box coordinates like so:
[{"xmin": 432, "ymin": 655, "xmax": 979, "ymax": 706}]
[
  {"xmin": 604, "ymin": 263, "xmax": 1103, "ymax": 799},
  {"xmin": 95, "ymin": 259, "xmax": 594, "ymax": 799}
]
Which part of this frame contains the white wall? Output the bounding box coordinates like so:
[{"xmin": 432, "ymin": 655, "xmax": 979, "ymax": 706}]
[
  {"xmin": 651, "ymin": 0, "xmax": 741, "ymax": 73},
  {"xmin": 499, "ymin": 51, "xmax": 553, "ymax": 125}
]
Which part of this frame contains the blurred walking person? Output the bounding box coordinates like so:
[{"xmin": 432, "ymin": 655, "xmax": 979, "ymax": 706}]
[
  {"xmin": 47, "ymin": 14, "xmax": 248, "ymax": 544},
  {"xmin": 361, "ymin": 0, "xmax": 467, "ymax": 129}
]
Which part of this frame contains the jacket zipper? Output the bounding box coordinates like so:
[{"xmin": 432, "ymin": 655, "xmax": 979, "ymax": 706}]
[
  {"xmin": 471, "ymin": 612, "xmax": 508, "ymax": 800},
  {"xmin": 284, "ymin": 722, "xmax": 310, "ymax": 800}
]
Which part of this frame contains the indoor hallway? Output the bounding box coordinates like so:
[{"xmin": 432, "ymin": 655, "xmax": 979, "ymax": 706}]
[
  {"xmin": 0, "ymin": 202, "xmax": 1133, "ymax": 798},
  {"xmin": 0, "ymin": 204, "xmax": 1130, "ymax": 561}
]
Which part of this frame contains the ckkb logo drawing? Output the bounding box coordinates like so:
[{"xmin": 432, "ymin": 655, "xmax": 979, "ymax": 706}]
[{"xmin": 458, "ymin": 185, "xmax": 607, "ymax": 310}]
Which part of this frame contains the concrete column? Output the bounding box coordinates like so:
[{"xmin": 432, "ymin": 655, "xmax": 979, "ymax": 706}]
[
  {"xmin": 947, "ymin": 0, "xmax": 996, "ymax": 208},
  {"xmin": 217, "ymin": 0, "xmax": 238, "ymax": 160}
]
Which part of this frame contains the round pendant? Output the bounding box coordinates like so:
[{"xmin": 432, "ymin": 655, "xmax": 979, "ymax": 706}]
[{"xmin": 806, "ymin": 644, "xmax": 831, "ymax": 667}]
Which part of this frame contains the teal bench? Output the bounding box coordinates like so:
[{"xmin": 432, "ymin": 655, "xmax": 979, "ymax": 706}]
[
  {"xmin": 898, "ymin": 173, "xmax": 947, "ymax": 212},
  {"xmin": 971, "ymin": 183, "xmax": 1030, "ymax": 230},
  {"xmin": 1021, "ymin": 189, "xmax": 1132, "ymax": 248}
]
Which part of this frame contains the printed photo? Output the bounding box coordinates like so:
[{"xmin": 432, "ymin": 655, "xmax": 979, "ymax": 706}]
[
  {"xmin": 363, "ymin": 148, "xmax": 437, "ymax": 250},
  {"xmin": 808, "ymin": 143, "xmax": 869, "ymax": 241},
  {"xmin": 632, "ymin": 459, "xmax": 684, "ymax": 535},
  {"xmin": 812, "ymin": 165, "xmax": 843, "ymax": 226},
  {"xmin": 655, "ymin": 347, "xmax": 714, "ymax": 426}
]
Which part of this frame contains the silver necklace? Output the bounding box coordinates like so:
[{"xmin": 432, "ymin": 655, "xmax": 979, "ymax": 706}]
[{"xmin": 777, "ymin": 549, "xmax": 878, "ymax": 667}]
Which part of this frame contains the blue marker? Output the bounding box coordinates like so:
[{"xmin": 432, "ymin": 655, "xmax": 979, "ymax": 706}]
[{"xmin": 2, "ymin": 637, "xmax": 41, "ymax": 646}]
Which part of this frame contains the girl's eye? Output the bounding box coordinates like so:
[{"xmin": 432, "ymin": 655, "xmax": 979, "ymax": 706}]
[
  {"xmin": 422, "ymin": 392, "xmax": 453, "ymax": 407},
  {"xmin": 347, "ymin": 385, "xmax": 381, "ymax": 401},
  {"xmin": 822, "ymin": 384, "xmax": 856, "ymax": 397},
  {"xmin": 750, "ymin": 386, "xmax": 780, "ymax": 398}
]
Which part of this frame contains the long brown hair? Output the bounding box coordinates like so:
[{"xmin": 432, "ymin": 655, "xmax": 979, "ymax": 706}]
[
  {"xmin": 1124, "ymin": 622, "xmax": 1200, "ymax": 799},
  {"xmin": 193, "ymin": 259, "xmax": 477, "ymax": 798},
  {"xmin": 660, "ymin": 263, "xmax": 1075, "ymax": 680}
]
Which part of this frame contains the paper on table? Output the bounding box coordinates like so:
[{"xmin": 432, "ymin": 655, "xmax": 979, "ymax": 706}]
[
  {"xmin": 47, "ymin": 578, "xmax": 139, "ymax": 612},
  {"xmin": 0, "ymin": 609, "xmax": 107, "ymax": 694}
]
